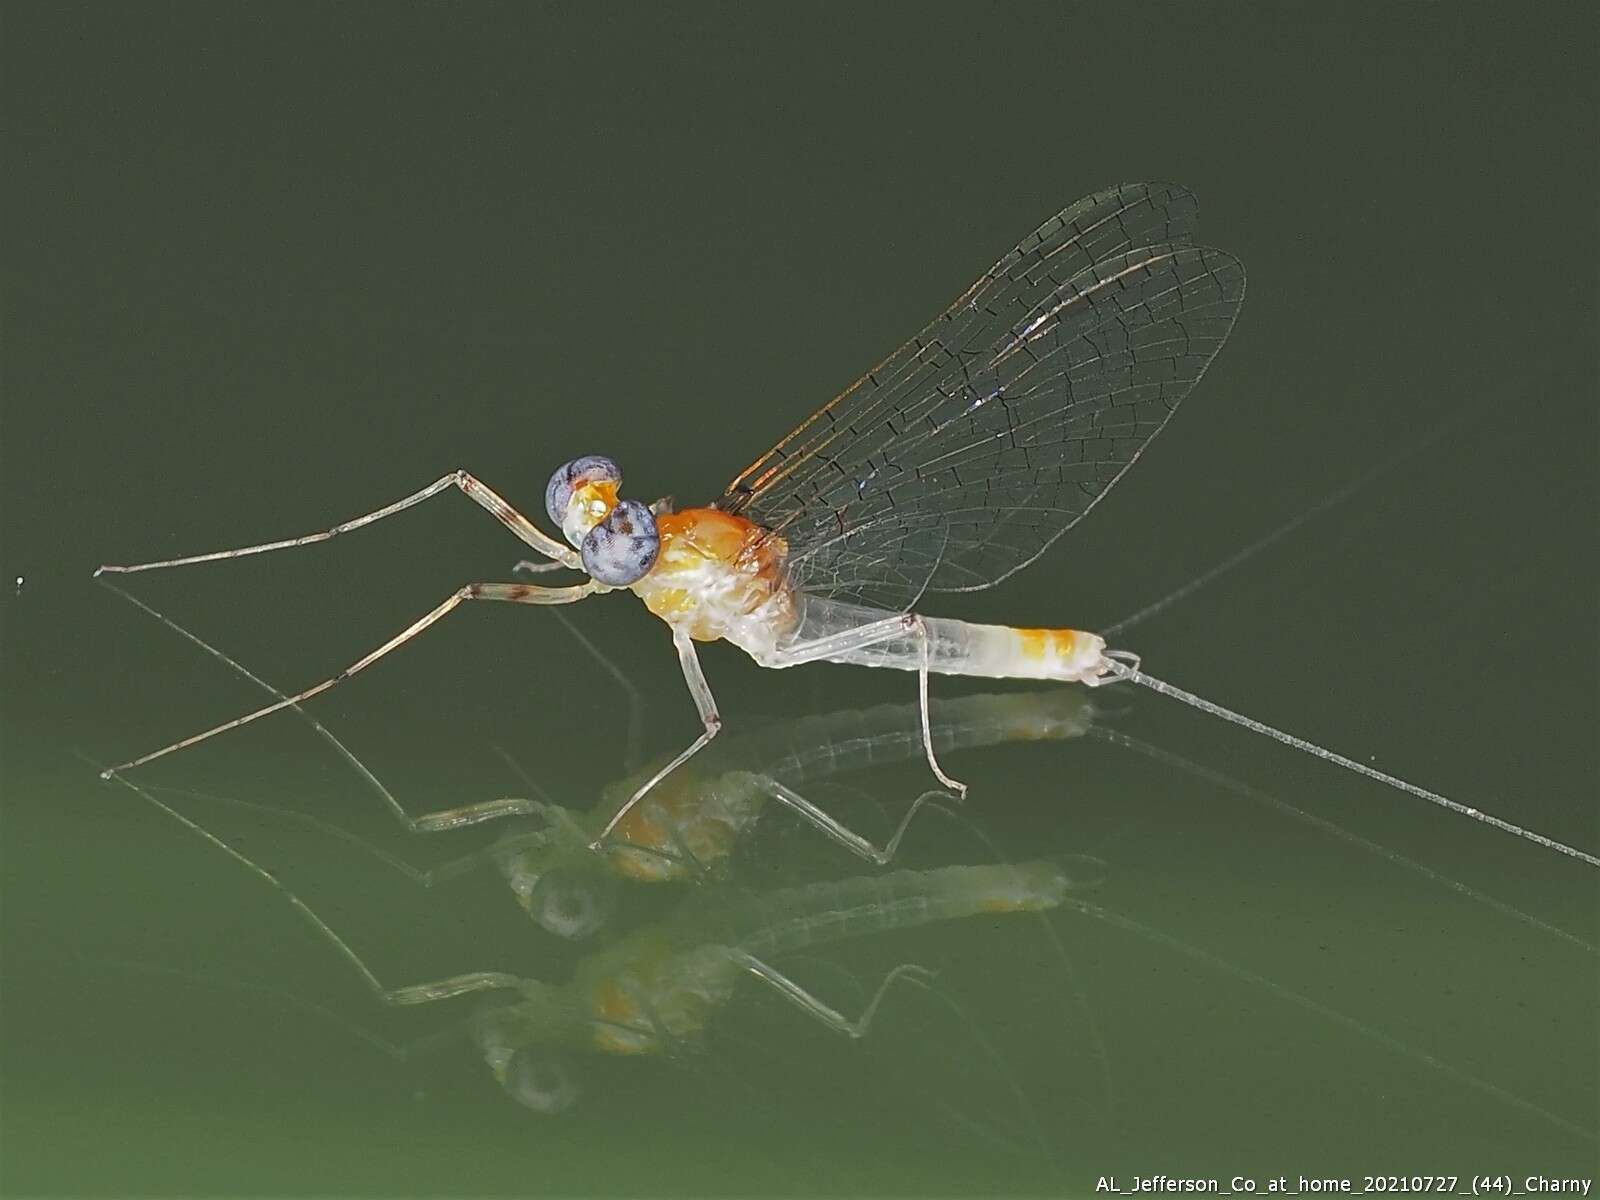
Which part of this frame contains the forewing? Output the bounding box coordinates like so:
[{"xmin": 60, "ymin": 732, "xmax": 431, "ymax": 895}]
[{"xmin": 716, "ymin": 182, "xmax": 1244, "ymax": 609}]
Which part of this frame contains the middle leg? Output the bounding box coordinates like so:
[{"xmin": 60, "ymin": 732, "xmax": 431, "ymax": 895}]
[
  {"xmin": 741, "ymin": 773, "xmax": 951, "ymax": 866},
  {"xmin": 735, "ymin": 952, "xmax": 935, "ymax": 1038}
]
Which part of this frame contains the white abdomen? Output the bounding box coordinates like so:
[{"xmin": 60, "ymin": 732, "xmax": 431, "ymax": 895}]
[{"xmin": 778, "ymin": 597, "xmax": 1108, "ymax": 684}]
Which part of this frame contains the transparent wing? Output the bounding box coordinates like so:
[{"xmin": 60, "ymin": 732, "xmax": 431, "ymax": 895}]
[{"xmin": 716, "ymin": 182, "xmax": 1245, "ymax": 609}]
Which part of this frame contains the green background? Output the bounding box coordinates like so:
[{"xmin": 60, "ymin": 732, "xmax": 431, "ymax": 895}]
[{"xmin": 2, "ymin": 3, "xmax": 1595, "ymax": 1195}]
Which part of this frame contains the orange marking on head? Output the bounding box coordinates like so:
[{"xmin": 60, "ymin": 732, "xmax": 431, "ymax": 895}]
[
  {"xmin": 587, "ymin": 479, "xmax": 620, "ymax": 507},
  {"xmin": 572, "ymin": 479, "xmax": 620, "ymax": 522}
]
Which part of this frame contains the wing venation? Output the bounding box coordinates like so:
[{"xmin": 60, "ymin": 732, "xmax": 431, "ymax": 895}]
[{"xmin": 716, "ymin": 182, "xmax": 1244, "ymax": 608}]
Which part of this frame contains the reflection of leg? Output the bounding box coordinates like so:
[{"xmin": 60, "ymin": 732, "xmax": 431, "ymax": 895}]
[
  {"xmin": 766, "ymin": 613, "xmax": 967, "ymax": 797},
  {"xmin": 102, "ymin": 580, "xmax": 597, "ymax": 777},
  {"xmin": 590, "ymin": 629, "xmax": 721, "ymax": 849},
  {"xmin": 105, "ymin": 772, "xmax": 527, "ymax": 1006},
  {"xmin": 542, "ymin": 602, "xmax": 648, "ymax": 771},
  {"xmin": 148, "ymin": 783, "xmax": 530, "ymax": 891},
  {"xmin": 85, "ymin": 954, "xmax": 472, "ymax": 1063},
  {"xmin": 735, "ymin": 953, "xmax": 934, "ymax": 1038},
  {"xmin": 405, "ymin": 796, "xmax": 556, "ymax": 833},
  {"xmin": 746, "ymin": 774, "xmax": 948, "ymax": 865},
  {"xmin": 656, "ymin": 810, "xmax": 710, "ymax": 875},
  {"xmin": 95, "ymin": 469, "xmax": 578, "ymax": 577},
  {"xmin": 102, "ymin": 582, "xmax": 564, "ymax": 835},
  {"xmin": 627, "ymin": 978, "xmax": 691, "ymax": 1056}
]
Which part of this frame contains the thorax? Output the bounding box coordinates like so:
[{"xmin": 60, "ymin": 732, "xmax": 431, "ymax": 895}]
[{"xmin": 630, "ymin": 507, "xmax": 798, "ymax": 652}]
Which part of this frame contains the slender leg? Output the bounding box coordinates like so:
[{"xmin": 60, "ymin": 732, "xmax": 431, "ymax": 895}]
[
  {"xmin": 95, "ymin": 470, "xmax": 581, "ymax": 576},
  {"xmin": 743, "ymin": 774, "xmax": 949, "ymax": 865},
  {"xmin": 589, "ymin": 628, "xmax": 721, "ymax": 850},
  {"xmin": 102, "ymin": 580, "xmax": 599, "ymax": 777},
  {"xmin": 653, "ymin": 804, "xmax": 711, "ymax": 876},
  {"xmin": 148, "ymin": 783, "xmax": 532, "ymax": 887},
  {"xmin": 734, "ymin": 953, "xmax": 935, "ymax": 1038},
  {"xmin": 102, "ymin": 580, "xmax": 568, "ymax": 833},
  {"xmin": 104, "ymin": 772, "xmax": 527, "ymax": 1007},
  {"xmin": 512, "ymin": 558, "xmax": 568, "ymax": 575},
  {"xmin": 914, "ymin": 615, "xmax": 967, "ymax": 798},
  {"xmin": 83, "ymin": 954, "xmax": 472, "ymax": 1063},
  {"xmin": 766, "ymin": 613, "xmax": 968, "ymax": 799}
]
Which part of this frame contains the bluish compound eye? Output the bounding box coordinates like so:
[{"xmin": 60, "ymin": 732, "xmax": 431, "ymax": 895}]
[
  {"xmin": 544, "ymin": 455, "xmax": 621, "ymax": 527},
  {"xmin": 503, "ymin": 1049, "xmax": 580, "ymax": 1114},
  {"xmin": 580, "ymin": 499, "xmax": 659, "ymax": 586}
]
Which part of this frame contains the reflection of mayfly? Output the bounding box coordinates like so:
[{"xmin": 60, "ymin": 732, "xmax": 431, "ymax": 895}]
[
  {"xmin": 101, "ymin": 602, "xmax": 1594, "ymax": 1131},
  {"xmin": 118, "ymin": 758, "xmax": 1098, "ymax": 1113},
  {"xmin": 338, "ymin": 691, "xmax": 1096, "ymax": 939},
  {"xmin": 469, "ymin": 860, "xmax": 1096, "ymax": 1113},
  {"xmin": 96, "ymin": 182, "xmax": 1596, "ymax": 867}
]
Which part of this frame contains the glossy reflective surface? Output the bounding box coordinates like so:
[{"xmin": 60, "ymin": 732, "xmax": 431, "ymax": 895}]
[{"xmin": 3, "ymin": 5, "xmax": 1595, "ymax": 1195}]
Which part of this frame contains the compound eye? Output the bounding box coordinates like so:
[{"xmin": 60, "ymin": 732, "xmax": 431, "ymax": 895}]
[
  {"xmin": 527, "ymin": 865, "xmax": 616, "ymax": 939},
  {"xmin": 580, "ymin": 499, "xmax": 659, "ymax": 586},
  {"xmin": 503, "ymin": 1049, "xmax": 580, "ymax": 1114},
  {"xmin": 545, "ymin": 455, "xmax": 622, "ymax": 528}
]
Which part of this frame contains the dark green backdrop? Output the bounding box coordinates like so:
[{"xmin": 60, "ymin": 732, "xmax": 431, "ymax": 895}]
[{"xmin": 3, "ymin": 4, "xmax": 1595, "ymax": 1196}]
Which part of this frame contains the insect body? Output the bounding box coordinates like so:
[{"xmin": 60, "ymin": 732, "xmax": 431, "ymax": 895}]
[{"xmin": 95, "ymin": 182, "xmax": 1599, "ymax": 869}]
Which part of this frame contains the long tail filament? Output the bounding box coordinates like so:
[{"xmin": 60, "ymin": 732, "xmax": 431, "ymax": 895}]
[{"xmin": 1097, "ymin": 657, "xmax": 1600, "ymax": 870}]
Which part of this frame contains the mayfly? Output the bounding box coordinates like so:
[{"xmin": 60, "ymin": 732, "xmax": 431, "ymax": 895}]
[{"xmin": 95, "ymin": 182, "xmax": 1598, "ymax": 868}]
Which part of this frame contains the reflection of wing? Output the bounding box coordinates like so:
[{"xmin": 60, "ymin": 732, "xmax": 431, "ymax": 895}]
[{"xmin": 716, "ymin": 182, "xmax": 1245, "ymax": 609}]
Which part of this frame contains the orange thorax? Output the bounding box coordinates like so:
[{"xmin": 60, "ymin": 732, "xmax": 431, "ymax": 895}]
[{"xmin": 631, "ymin": 507, "xmax": 797, "ymax": 643}]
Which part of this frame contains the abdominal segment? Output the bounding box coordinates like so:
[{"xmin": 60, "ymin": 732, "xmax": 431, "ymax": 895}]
[{"xmin": 784, "ymin": 597, "xmax": 1107, "ymax": 683}]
